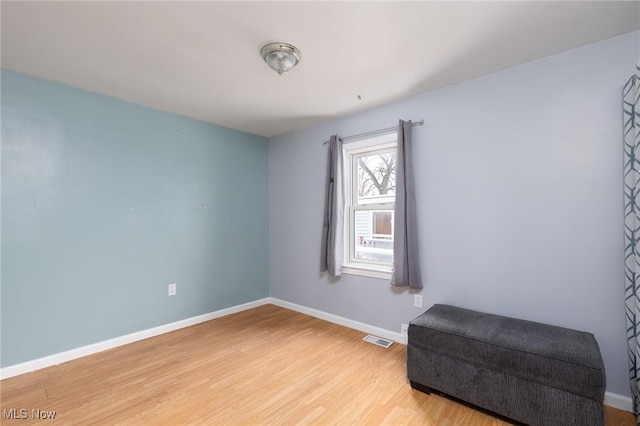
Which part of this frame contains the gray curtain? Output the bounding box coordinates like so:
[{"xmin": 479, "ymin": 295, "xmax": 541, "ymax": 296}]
[
  {"xmin": 392, "ymin": 120, "xmax": 423, "ymax": 289},
  {"xmin": 623, "ymin": 62, "xmax": 640, "ymax": 419},
  {"xmin": 321, "ymin": 135, "xmax": 344, "ymax": 276}
]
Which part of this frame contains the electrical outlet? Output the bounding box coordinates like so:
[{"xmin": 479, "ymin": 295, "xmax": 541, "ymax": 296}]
[
  {"xmin": 168, "ymin": 283, "xmax": 177, "ymax": 296},
  {"xmin": 401, "ymin": 323, "xmax": 409, "ymax": 337},
  {"xmin": 414, "ymin": 294, "xmax": 423, "ymax": 308}
]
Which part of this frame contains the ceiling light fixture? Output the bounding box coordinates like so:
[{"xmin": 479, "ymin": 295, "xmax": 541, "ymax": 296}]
[{"xmin": 260, "ymin": 42, "xmax": 301, "ymax": 76}]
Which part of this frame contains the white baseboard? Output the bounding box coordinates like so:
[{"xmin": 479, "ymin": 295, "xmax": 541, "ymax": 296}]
[
  {"xmin": 268, "ymin": 297, "xmax": 406, "ymax": 345},
  {"xmin": 604, "ymin": 391, "xmax": 634, "ymax": 412},
  {"xmin": 0, "ymin": 298, "xmax": 271, "ymax": 380}
]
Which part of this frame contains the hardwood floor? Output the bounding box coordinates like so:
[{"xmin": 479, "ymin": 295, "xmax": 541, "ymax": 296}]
[{"xmin": 0, "ymin": 304, "xmax": 635, "ymax": 425}]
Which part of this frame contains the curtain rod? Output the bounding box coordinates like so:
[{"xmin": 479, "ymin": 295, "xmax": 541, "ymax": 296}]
[{"xmin": 322, "ymin": 119, "xmax": 424, "ymax": 145}]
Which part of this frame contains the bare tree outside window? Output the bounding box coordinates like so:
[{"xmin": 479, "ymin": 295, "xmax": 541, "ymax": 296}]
[{"xmin": 357, "ymin": 150, "xmax": 396, "ymax": 204}]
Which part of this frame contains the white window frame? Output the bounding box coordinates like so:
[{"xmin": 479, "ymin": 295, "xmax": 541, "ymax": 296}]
[{"xmin": 342, "ymin": 133, "xmax": 397, "ymax": 279}]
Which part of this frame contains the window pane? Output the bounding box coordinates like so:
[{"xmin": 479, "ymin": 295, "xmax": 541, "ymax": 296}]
[
  {"xmin": 353, "ymin": 209, "xmax": 393, "ymax": 264},
  {"xmin": 356, "ymin": 151, "xmax": 396, "ymax": 205},
  {"xmin": 373, "ymin": 211, "xmax": 392, "ymax": 239}
]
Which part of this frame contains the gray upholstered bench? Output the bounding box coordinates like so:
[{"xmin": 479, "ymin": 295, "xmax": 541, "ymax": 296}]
[{"xmin": 407, "ymin": 304, "xmax": 606, "ymax": 426}]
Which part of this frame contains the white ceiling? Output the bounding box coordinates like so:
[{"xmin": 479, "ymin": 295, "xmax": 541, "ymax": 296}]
[{"xmin": 2, "ymin": 1, "xmax": 638, "ymax": 138}]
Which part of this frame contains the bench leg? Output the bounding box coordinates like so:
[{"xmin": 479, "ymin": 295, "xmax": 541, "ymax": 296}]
[{"xmin": 410, "ymin": 380, "xmax": 432, "ymax": 395}]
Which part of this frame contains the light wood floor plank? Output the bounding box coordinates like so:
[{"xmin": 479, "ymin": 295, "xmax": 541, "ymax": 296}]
[{"xmin": 0, "ymin": 304, "xmax": 635, "ymax": 425}]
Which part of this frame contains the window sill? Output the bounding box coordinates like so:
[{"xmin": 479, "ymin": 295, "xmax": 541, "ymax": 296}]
[{"xmin": 341, "ymin": 264, "xmax": 392, "ymax": 280}]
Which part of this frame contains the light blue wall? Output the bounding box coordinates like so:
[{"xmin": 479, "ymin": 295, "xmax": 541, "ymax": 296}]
[
  {"xmin": 1, "ymin": 70, "xmax": 269, "ymax": 367},
  {"xmin": 269, "ymin": 31, "xmax": 639, "ymax": 396}
]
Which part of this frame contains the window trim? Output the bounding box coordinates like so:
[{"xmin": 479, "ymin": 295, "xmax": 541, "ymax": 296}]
[{"xmin": 342, "ymin": 133, "xmax": 397, "ymax": 279}]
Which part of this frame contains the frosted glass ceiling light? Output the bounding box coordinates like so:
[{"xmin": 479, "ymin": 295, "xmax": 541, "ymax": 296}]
[{"xmin": 261, "ymin": 42, "xmax": 301, "ymax": 76}]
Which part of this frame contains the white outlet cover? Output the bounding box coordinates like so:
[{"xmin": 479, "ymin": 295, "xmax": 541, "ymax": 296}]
[
  {"xmin": 401, "ymin": 323, "xmax": 409, "ymax": 336},
  {"xmin": 414, "ymin": 294, "xmax": 422, "ymax": 308},
  {"xmin": 168, "ymin": 283, "xmax": 177, "ymax": 296}
]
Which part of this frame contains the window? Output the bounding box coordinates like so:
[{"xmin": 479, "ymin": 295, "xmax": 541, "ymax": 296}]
[{"xmin": 343, "ymin": 134, "xmax": 396, "ymax": 278}]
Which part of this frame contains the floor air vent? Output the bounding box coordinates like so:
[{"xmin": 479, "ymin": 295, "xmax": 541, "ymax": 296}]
[{"xmin": 363, "ymin": 335, "xmax": 393, "ymax": 348}]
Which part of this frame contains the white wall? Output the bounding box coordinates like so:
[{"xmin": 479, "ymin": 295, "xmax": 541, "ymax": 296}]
[{"xmin": 269, "ymin": 31, "xmax": 639, "ymax": 396}]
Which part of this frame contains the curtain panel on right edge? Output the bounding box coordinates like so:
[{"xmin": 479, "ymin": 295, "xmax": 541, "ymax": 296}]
[
  {"xmin": 623, "ymin": 61, "xmax": 640, "ymax": 418},
  {"xmin": 391, "ymin": 119, "xmax": 423, "ymax": 289}
]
